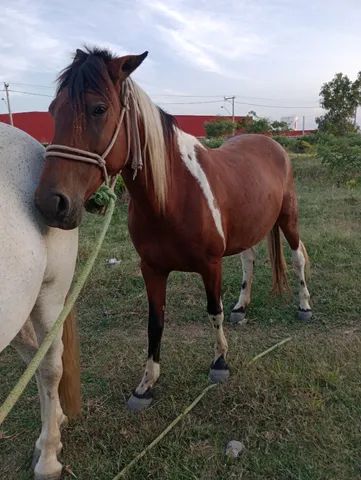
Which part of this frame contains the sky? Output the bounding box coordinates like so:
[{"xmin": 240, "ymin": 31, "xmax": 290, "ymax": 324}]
[{"xmin": 1, "ymin": 0, "xmax": 361, "ymax": 128}]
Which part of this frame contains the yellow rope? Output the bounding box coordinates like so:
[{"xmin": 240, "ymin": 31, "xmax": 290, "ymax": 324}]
[
  {"xmin": 113, "ymin": 336, "xmax": 292, "ymax": 479},
  {"xmin": 0, "ymin": 195, "xmax": 116, "ymax": 426}
]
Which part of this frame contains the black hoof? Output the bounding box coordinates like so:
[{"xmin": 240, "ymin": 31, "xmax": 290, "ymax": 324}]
[
  {"xmin": 127, "ymin": 390, "xmax": 153, "ymax": 411},
  {"xmin": 209, "ymin": 355, "xmax": 230, "ymax": 383},
  {"xmin": 229, "ymin": 306, "xmax": 247, "ymax": 325},
  {"xmin": 298, "ymin": 308, "xmax": 313, "ymax": 322}
]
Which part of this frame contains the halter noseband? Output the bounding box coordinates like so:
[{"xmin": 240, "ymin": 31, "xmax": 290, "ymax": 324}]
[{"xmin": 45, "ymin": 80, "xmax": 141, "ymax": 186}]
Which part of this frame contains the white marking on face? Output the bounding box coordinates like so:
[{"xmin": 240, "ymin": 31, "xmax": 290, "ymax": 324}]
[{"xmin": 176, "ymin": 129, "xmax": 225, "ymax": 247}]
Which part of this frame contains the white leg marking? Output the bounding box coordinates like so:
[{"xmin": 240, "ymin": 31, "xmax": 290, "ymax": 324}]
[
  {"xmin": 135, "ymin": 357, "xmax": 160, "ymax": 396},
  {"xmin": 209, "ymin": 309, "xmax": 228, "ymax": 362},
  {"xmin": 292, "ymin": 244, "xmax": 311, "ymax": 310},
  {"xmin": 234, "ymin": 248, "xmax": 256, "ymax": 311},
  {"xmin": 176, "ymin": 129, "xmax": 225, "ymax": 246}
]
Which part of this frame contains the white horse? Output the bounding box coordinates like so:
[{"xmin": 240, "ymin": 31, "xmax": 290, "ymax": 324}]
[{"xmin": 0, "ymin": 123, "xmax": 79, "ymax": 480}]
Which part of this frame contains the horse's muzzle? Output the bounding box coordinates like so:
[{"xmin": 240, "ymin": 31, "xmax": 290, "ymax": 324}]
[{"xmin": 34, "ymin": 188, "xmax": 83, "ymax": 230}]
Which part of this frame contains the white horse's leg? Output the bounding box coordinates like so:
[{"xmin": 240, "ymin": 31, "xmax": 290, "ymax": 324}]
[
  {"xmin": 11, "ymin": 318, "xmax": 45, "ymax": 421},
  {"xmin": 30, "ymin": 284, "xmax": 66, "ymax": 480},
  {"xmin": 292, "ymin": 241, "xmax": 312, "ymax": 321},
  {"xmin": 12, "ymin": 317, "xmax": 66, "ymax": 471},
  {"xmin": 230, "ymin": 248, "xmax": 256, "ymax": 324}
]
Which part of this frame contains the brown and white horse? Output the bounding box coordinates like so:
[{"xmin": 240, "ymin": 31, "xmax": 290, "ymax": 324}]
[{"xmin": 35, "ymin": 48, "xmax": 312, "ymax": 410}]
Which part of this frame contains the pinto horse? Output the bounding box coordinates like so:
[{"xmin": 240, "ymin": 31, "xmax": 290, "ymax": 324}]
[
  {"xmin": 35, "ymin": 47, "xmax": 312, "ymax": 411},
  {"xmin": 0, "ymin": 123, "xmax": 80, "ymax": 479}
]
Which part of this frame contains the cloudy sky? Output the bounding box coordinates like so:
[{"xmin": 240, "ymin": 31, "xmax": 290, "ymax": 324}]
[{"xmin": 1, "ymin": 0, "xmax": 361, "ymax": 128}]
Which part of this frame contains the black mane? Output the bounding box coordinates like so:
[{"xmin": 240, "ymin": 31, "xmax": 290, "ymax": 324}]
[
  {"xmin": 56, "ymin": 47, "xmax": 115, "ymax": 109},
  {"xmin": 56, "ymin": 47, "xmax": 178, "ymax": 145}
]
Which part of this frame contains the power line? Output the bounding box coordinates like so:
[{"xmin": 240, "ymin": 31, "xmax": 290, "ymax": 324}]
[
  {"xmin": 5, "ymin": 87, "xmax": 323, "ymax": 110},
  {"xmin": 10, "ymin": 82, "xmax": 54, "ymax": 90},
  {"xmin": 9, "ymin": 90, "xmax": 53, "ymax": 98},
  {"xmin": 158, "ymin": 99, "xmax": 225, "ymax": 105},
  {"xmin": 235, "ymin": 100, "xmax": 320, "ymax": 109}
]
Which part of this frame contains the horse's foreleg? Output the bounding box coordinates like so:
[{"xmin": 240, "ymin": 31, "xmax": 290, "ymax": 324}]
[
  {"xmin": 230, "ymin": 248, "xmax": 256, "ymax": 325},
  {"xmin": 201, "ymin": 261, "xmax": 229, "ymax": 383},
  {"xmin": 128, "ymin": 262, "xmax": 168, "ymax": 411}
]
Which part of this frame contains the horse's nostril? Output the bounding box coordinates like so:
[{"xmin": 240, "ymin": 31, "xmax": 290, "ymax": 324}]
[{"xmin": 53, "ymin": 193, "xmax": 70, "ymax": 218}]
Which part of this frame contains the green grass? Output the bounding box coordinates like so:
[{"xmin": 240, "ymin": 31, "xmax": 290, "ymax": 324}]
[{"xmin": 1, "ymin": 156, "xmax": 361, "ymax": 479}]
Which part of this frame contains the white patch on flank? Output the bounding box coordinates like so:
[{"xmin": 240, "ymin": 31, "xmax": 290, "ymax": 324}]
[{"xmin": 176, "ymin": 129, "xmax": 225, "ymax": 246}]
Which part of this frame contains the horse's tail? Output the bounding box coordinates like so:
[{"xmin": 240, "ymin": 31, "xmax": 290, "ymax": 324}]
[
  {"xmin": 59, "ymin": 309, "xmax": 81, "ymax": 419},
  {"xmin": 267, "ymin": 224, "xmax": 289, "ymax": 294}
]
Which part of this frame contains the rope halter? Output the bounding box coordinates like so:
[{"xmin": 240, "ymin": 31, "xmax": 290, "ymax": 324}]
[{"xmin": 45, "ymin": 80, "xmax": 141, "ymax": 187}]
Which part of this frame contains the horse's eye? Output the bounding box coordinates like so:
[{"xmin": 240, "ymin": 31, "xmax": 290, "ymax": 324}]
[{"xmin": 92, "ymin": 105, "xmax": 107, "ymax": 116}]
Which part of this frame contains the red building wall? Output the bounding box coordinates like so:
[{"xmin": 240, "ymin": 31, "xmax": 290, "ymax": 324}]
[
  {"xmin": 0, "ymin": 111, "xmax": 315, "ymax": 143},
  {"xmin": 0, "ymin": 112, "xmax": 54, "ymax": 144},
  {"xmin": 0, "ymin": 112, "xmax": 246, "ymax": 143}
]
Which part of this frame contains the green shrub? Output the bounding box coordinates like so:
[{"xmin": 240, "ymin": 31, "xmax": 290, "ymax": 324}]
[
  {"xmin": 273, "ymin": 136, "xmax": 292, "ymax": 149},
  {"xmin": 202, "ymin": 137, "xmax": 224, "ymax": 148},
  {"xmin": 273, "ymin": 136, "xmax": 312, "ymax": 153},
  {"xmin": 204, "ymin": 119, "xmax": 234, "ymax": 138},
  {"xmin": 293, "ymin": 139, "xmax": 312, "ymax": 153},
  {"xmin": 316, "ymin": 133, "xmax": 361, "ymax": 183}
]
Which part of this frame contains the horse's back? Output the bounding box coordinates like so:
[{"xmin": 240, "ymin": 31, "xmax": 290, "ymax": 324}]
[
  {"xmin": 201, "ymin": 134, "xmax": 294, "ymax": 253},
  {"xmin": 0, "ymin": 124, "xmax": 47, "ymax": 351}
]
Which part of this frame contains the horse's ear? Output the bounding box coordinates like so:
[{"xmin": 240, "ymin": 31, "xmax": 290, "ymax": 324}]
[{"xmin": 108, "ymin": 51, "xmax": 148, "ymax": 82}]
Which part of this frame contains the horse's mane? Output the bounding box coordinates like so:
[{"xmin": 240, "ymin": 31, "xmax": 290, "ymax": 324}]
[{"xmin": 56, "ymin": 47, "xmax": 177, "ymax": 209}]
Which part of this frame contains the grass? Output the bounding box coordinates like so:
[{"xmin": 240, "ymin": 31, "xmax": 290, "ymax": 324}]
[{"xmin": 1, "ymin": 155, "xmax": 361, "ymax": 479}]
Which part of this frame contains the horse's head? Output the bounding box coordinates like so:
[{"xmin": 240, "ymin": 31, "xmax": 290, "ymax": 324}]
[{"xmin": 35, "ymin": 47, "xmax": 147, "ymax": 229}]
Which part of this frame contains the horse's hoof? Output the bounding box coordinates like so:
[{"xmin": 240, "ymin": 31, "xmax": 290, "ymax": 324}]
[
  {"xmin": 298, "ymin": 308, "xmax": 313, "ymax": 322},
  {"xmin": 127, "ymin": 390, "xmax": 153, "ymax": 411},
  {"xmin": 34, "ymin": 466, "xmax": 63, "ymax": 480},
  {"xmin": 229, "ymin": 307, "xmax": 247, "ymax": 325},
  {"xmin": 209, "ymin": 355, "xmax": 230, "ymax": 384}
]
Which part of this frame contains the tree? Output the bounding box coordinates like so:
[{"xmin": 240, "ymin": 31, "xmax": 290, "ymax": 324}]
[
  {"xmin": 316, "ymin": 72, "xmax": 361, "ymax": 135},
  {"xmin": 270, "ymin": 120, "xmax": 290, "ymax": 133}
]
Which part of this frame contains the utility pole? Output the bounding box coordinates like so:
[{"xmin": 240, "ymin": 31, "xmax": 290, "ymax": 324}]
[
  {"xmin": 224, "ymin": 95, "xmax": 236, "ymax": 133},
  {"xmin": 302, "ymin": 115, "xmax": 305, "ymax": 136},
  {"xmin": 224, "ymin": 95, "xmax": 235, "ymax": 124},
  {"xmin": 4, "ymin": 83, "xmax": 13, "ymax": 126}
]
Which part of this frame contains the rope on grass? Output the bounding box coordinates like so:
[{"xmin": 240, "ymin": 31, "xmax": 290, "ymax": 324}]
[
  {"xmin": 113, "ymin": 336, "xmax": 293, "ymax": 479},
  {"xmin": 0, "ymin": 193, "xmax": 116, "ymax": 426}
]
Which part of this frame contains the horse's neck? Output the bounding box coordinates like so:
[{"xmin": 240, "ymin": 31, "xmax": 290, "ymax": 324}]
[{"xmin": 122, "ymin": 127, "xmax": 206, "ymax": 216}]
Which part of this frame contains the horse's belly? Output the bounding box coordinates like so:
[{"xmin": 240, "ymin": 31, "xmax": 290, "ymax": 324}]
[{"xmin": 0, "ymin": 210, "xmax": 46, "ymax": 352}]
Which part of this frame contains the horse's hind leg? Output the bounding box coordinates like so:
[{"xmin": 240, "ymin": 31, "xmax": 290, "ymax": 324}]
[
  {"xmin": 30, "ymin": 282, "xmax": 71, "ymax": 480},
  {"xmin": 229, "ymin": 248, "xmax": 256, "ymax": 325},
  {"xmin": 12, "ymin": 318, "xmax": 66, "ymax": 471},
  {"xmin": 278, "ymin": 193, "xmax": 312, "ymax": 321},
  {"xmin": 201, "ymin": 260, "xmax": 229, "ymax": 383}
]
